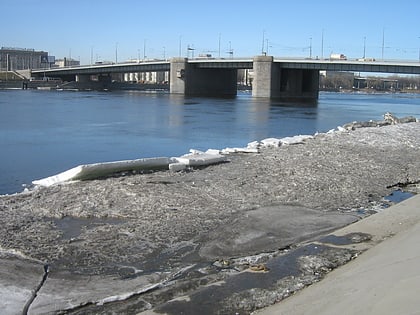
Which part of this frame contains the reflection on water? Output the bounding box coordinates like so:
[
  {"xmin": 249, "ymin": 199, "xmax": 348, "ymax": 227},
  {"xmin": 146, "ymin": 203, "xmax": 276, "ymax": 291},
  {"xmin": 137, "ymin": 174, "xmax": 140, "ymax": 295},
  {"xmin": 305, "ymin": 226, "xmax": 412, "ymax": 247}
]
[{"xmin": 0, "ymin": 90, "xmax": 419, "ymax": 194}]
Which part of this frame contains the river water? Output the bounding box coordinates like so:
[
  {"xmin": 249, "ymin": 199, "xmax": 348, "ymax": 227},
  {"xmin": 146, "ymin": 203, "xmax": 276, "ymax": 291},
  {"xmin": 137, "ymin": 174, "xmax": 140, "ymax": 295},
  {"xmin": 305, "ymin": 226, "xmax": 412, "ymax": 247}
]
[{"xmin": 0, "ymin": 89, "xmax": 419, "ymax": 195}]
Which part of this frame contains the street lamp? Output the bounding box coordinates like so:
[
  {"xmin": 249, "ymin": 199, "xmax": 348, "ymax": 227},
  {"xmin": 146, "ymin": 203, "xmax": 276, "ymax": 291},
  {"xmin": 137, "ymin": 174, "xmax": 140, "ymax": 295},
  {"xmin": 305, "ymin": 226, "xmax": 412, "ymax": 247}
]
[
  {"xmin": 418, "ymin": 37, "xmax": 420, "ymax": 62},
  {"xmin": 381, "ymin": 28, "xmax": 385, "ymax": 60},
  {"xmin": 309, "ymin": 37, "xmax": 312, "ymax": 59},
  {"xmin": 218, "ymin": 33, "xmax": 221, "ymax": 58},
  {"xmin": 261, "ymin": 30, "xmax": 265, "ymax": 55},
  {"xmin": 363, "ymin": 36, "xmax": 366, "ymax": 59},
  {"xmin": 228, "ymin": 41, "xmax": 233, "ymax": 59},
  {"xmin": 91, "ymin": 46, "xmax": 94, "ymax": 65}
]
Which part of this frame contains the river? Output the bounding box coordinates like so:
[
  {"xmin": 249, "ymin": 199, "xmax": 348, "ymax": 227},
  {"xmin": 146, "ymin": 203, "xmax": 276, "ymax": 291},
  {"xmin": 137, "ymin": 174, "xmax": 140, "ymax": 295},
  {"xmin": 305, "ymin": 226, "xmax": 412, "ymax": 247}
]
[{"xmin": 0, "ymin": 89, "xmax": 419, "ymax": 195}]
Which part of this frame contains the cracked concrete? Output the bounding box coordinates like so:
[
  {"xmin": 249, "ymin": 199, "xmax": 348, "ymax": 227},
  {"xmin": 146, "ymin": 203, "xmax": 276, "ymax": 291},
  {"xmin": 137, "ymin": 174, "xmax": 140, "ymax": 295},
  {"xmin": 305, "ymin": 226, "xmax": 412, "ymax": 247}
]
[
  {"xmin": 255, "ymin": 194, "xmax": 420, "ymax": 315},
  {"xmin": 0, "ymin": 254, "xmax": 45, "ymax": 315}
]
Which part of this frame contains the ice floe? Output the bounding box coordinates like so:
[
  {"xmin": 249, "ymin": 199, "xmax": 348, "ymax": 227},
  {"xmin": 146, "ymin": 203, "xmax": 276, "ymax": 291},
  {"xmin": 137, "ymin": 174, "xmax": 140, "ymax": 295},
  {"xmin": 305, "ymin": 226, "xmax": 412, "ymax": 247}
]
[
  {"xmin": 31, "ymin": 135, "xmax": 313, "ymax": 187},
  {"xmin": 172, "ymin": 149, "xmax": 227, "ymax": 167},
  {"xmin": 32, "ymin": 157, "xmax": 170, "ymax": 187}
]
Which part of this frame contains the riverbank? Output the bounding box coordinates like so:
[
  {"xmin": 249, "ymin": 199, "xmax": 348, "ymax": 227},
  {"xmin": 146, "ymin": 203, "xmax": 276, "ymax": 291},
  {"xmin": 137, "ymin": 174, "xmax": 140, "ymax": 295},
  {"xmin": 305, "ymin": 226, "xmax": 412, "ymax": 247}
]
[
  {"xmin": 0, "ymin": 119, "xmax": 419, "ymax": 314},
  {"xmin": 255, "ymin": 193, "xmax": 420, "ymax": 315}
]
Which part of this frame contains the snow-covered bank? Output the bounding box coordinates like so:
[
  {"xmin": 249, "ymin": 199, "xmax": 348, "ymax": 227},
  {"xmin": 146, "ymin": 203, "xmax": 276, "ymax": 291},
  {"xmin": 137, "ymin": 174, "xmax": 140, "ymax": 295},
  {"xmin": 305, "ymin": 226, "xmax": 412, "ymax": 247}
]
[
  {"xmin": 32, "ymin": 157, "xmax": 170, "ymax": 187},
  {"xmin": 31, "ymin": 112, "xmax": 418, "ymax": 188},
  {"xmin": 31, "ymin": 134, "xmax": 317, "ymax": 188}
]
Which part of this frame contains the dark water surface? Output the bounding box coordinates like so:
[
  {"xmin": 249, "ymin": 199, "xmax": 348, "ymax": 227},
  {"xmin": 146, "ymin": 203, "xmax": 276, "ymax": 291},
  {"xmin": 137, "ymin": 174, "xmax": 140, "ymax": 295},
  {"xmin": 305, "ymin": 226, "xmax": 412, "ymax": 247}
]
[{"xmin": 1, "ymin": 90, "xmax": 419, "ymax": 195}]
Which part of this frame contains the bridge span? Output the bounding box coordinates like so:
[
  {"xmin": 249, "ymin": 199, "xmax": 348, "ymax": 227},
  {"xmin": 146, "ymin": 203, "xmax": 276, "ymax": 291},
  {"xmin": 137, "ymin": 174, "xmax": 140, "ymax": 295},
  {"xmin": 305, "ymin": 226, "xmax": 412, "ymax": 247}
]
[{"xmin": 31, "ymin": 56, "xmax": 420, "ymax": 101}]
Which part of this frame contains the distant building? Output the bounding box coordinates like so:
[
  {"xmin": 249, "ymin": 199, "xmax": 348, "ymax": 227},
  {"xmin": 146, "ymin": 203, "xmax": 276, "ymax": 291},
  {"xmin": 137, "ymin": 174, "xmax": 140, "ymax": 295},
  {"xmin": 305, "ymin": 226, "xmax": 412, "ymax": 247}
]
[
  {"xmin": 54, "ymin": 58, "xmax": 80, "ymax": 68},
  {"xmin": 123, "ymin": 71, "xmax": 168, "ymax": 84},
  {"xmin": 0, "ymin": 47, "xmax": 52, "ymax": 70}
]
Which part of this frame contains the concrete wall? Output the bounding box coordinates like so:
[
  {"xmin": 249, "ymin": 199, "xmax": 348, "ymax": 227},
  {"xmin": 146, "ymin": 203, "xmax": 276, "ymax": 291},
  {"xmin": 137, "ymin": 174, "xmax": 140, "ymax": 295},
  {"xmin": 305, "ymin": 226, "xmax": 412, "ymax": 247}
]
[
  {"xmin": 252, "ymin": 56, "xmax": 276, "ymax": 98},
  {"xmin": 253, "ymin": 56, "xmax": 319, "ymax": 102},
  {"xmin": 170, "ymin": 58, "xmax": 187, "ymax": 94}
]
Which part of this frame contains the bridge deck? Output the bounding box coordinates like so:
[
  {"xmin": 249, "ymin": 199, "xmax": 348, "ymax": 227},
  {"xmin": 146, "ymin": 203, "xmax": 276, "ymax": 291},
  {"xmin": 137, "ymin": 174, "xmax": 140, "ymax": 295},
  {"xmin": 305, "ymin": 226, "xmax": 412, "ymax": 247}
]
[{"xmin": 31, "ymin": 57, "xmax": 420, "ymax": 77}]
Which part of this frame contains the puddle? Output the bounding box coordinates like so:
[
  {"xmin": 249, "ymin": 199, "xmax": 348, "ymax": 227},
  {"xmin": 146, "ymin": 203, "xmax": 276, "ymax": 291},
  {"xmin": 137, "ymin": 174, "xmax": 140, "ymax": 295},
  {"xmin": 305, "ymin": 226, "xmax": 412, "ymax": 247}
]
[
  {"xmin": 319, "ymin": 232, "xmax": 372, "ymax": 246},
  {"xmin": 384, "ymin": 189, "xmax": 414, "ymax": 204},
  {"xmin": 53, "ymin": 216, "xmax": 124, "ymax": 240},
  {"xmin": 154, "ymin": 244, "xmax": 356, "ymax": 315}
]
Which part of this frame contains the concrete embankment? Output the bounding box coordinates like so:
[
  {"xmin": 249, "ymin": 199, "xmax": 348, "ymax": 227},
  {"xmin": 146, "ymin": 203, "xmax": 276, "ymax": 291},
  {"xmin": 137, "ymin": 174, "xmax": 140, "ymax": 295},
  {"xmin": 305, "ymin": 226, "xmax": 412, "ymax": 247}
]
[{"xmin": 255, "ymin": 194, "xmax": 420, "ymax": 315}]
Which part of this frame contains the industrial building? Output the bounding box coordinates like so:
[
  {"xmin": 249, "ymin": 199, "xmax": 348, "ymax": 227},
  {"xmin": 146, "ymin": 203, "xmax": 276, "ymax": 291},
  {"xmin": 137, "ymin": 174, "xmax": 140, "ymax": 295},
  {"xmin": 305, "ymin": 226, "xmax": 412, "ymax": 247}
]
[{"xmin": 0, "ymin": 47, "xmax": 52, "ymax": 70}]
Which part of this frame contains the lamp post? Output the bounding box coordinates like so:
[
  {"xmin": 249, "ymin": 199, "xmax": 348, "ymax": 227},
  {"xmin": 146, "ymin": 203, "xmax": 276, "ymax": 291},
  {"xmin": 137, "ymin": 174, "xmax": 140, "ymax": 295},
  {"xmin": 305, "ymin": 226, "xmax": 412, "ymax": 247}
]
[
  {"xmin": 381, "ymin": 28, "xmax": 385, "ymax": 60},
  {"xmin": 115, "ymin": 42, "xmax": 118, "ymax": 64},
  {"xmin": 363, "ymin": 36, "xmax": 366, "ymax": 59},
  {"xmin": 309, "ymin": 37, "xmax": 312, "ymax": 59},
  {"xmin": 218, "ymin": 33, "xmax": 221, "ymax": 58},
  {"xmin": 91, "ymin": 46, "xmax": 94, "ymax": 65},
  {"xmin": 261, "ymin": 30, "xmax": 265, "ymax": 55},
  {"xmin": 418, "ymin": 37, "xmax": 420, "ymax": 62}
]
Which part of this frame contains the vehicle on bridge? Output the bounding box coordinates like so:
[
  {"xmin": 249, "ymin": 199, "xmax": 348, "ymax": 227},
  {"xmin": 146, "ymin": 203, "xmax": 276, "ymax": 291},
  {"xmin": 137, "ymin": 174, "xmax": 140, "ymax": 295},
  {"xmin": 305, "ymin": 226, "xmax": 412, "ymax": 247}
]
[
  {"xmin": 330, "ymin": 53, "xmax": 347, "ymax": 60},
  {"xmin": 357, "ymin": 57, "xmax": 376, "ymax": 62}
]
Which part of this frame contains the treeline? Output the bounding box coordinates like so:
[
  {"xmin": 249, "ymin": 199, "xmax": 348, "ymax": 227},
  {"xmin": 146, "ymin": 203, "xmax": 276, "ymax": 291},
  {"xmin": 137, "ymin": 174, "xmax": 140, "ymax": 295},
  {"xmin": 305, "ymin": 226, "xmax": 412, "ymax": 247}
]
[{"xmin": 320, "ymin": 74, "xmax": 420, "ymax": 92}]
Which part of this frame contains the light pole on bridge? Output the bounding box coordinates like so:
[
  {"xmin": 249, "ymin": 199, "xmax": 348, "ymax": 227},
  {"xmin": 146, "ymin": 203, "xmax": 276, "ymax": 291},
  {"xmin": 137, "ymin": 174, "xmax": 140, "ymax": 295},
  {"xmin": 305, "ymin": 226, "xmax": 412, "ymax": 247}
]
[
  {"xmin": 381, "ymin": 28, "xmax": 385, "ymax": 60},
  {"xmin": 91, "ymin": 46, "xmax": 93, "ymax": 65},
  {"xmin": 309, "ymin": 37, "xmax": 312, "ymax": 59},
  {"xmin": 363, "ymin": 36, "xmax": 366, "ymax": 59}
]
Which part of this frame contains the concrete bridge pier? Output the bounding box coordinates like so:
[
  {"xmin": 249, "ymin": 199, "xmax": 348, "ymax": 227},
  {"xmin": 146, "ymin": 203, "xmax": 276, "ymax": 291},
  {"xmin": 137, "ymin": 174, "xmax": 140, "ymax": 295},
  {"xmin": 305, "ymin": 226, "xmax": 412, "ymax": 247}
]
[
  {"xmin": 170, "ymin": 58, "xmax": 187, "ymax": 95},
  {"xmin": 75, "ymin": 74, "xmax": 91, "ymax": 83},
  {"xmin": 75, "ymin": 73, "xmax": 112, "ymax": 89},
  {"xmin": 252, "ymin": 56, "xmax": 319, "ymax": 102},
  {"xmin": 170, "ymin": 58, "xmax": 238, "ymax": 97},
  {"xmin": 252, "ymin": 56, "xmax": 279, "ymax": 98}
]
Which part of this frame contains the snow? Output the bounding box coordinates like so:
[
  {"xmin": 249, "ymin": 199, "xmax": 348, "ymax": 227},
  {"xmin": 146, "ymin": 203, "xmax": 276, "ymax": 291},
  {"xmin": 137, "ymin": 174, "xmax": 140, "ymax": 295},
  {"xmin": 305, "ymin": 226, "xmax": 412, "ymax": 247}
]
[
  {"xmin": 30, "ymin": 128, "xmax": 335, "ymax": 188},
  {"xmin": 173, "ymin": 150, "xmax": 227, "ymax": 166},
  {"xmin": 32, "ymin": 157, "xmax": 170, "ymax": 187}
]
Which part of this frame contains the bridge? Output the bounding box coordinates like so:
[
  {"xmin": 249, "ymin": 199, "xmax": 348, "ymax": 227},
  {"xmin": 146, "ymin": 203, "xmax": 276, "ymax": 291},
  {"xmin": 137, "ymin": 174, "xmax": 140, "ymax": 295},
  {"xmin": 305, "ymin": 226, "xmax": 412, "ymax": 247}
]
[{"xmin": 31, "ymin": 56, "xmax": 420, "ymax": 101}]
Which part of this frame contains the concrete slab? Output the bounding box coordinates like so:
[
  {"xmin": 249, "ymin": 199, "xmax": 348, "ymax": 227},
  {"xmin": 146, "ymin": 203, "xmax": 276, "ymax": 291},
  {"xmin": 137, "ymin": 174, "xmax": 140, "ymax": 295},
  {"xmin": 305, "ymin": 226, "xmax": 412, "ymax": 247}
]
[
  {"xmin": 0, "ymin": 254, "xmax": 45, "ymax": 315},
  {"xmin": 254, "ymin": 194, "xmax": 420, "ymax": 315},
  {"xmin": 199, "ymin": 204, "xmax": 357, "ymax": 259}
]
